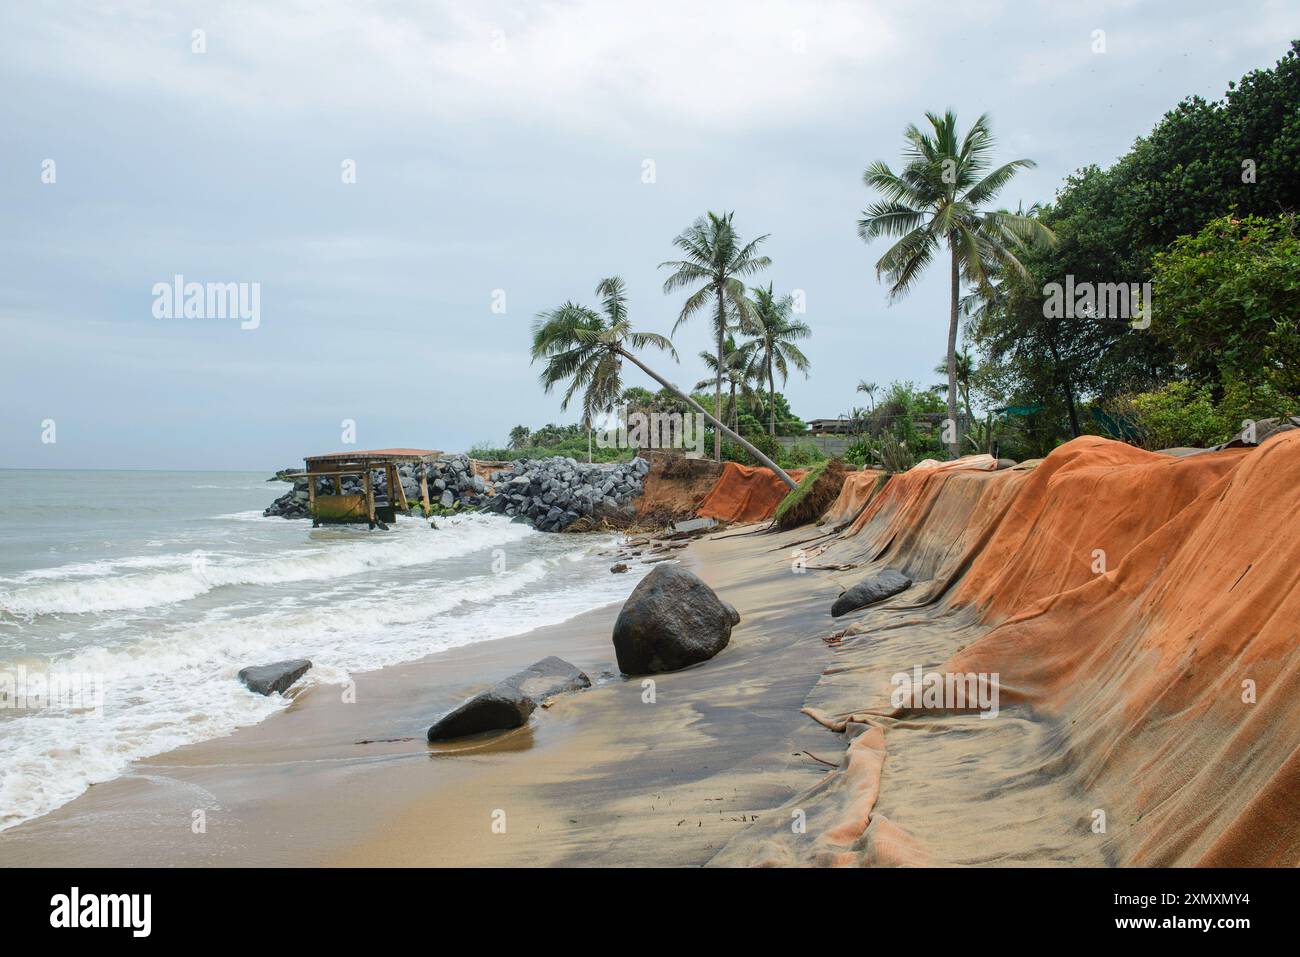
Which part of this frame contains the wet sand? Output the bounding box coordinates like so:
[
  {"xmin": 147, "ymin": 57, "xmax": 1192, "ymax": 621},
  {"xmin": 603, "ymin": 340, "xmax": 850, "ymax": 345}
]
[{"xmin": 0, "ymin": 527, "xmax": 845, "ymax": 867}]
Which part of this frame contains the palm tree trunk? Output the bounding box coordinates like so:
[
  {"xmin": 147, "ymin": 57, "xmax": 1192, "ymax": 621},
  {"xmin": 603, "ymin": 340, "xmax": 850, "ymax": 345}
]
[
  {"xmin": 946, "ymin": 247, "xmax": 961, "ymax": 459},
  {"xmin": 729, "ymin": 381, "xmax": 737, "ymax": 430},
  {"xmin": 618, "ymin": 348, "xmax": 798, "ymax": 489},
  {"xmin": 714, "ymin": 283, "xmax": 724, "ymax": 463},
  {"xmin": 768, "ymin": 355, "xmax": 776, "ymax": 437}
]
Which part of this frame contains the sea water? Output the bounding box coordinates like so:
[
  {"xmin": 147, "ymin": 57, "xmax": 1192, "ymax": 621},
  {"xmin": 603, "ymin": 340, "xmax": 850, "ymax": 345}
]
[{"xmin": 0, "ymin": 469, "xmax": 644, "ymax": 831}]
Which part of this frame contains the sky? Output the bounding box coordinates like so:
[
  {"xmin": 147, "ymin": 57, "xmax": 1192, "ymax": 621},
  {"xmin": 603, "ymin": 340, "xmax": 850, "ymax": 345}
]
[{"xmin": 2, "ymin": 0, "xmax": 1296, "ymax": 470}]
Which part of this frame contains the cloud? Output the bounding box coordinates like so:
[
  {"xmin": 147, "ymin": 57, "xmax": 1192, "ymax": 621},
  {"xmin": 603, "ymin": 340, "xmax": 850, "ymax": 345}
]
[{"xmin": 4, "ymin": 0, "xmax": 901, "ymax": 133}]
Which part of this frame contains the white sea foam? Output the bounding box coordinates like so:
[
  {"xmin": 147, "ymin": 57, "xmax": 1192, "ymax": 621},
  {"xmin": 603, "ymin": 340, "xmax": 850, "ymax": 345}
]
[
  {"xmin": 0, "ymin": 515, "xmax": 646, "ymax": 832},
  {"xmin": 0, "ymin": 514, "xmax": 537, "ymax": 616}
]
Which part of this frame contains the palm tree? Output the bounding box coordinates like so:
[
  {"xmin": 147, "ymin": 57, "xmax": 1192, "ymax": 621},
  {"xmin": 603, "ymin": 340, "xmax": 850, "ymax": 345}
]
[
  {"xmin": 737, "ymin": 284, "xmax": 811, "ymax": 436},
  {"xmin": 932, "ymin": 348, "xmax": 975, "ymax": 426},
  {"xmin": 855, "ymin": 380, "xmax": 878, "ymax": 412},
  {"xmin": 506, "ymin": 425, "xmax": 531, "ymax": 450},
  {"xmin": 531, "ymin": 277, "xmax": 797, "ymax": 488},
  {"xmin": 660, "ymin": 211, "xmax": 771, "ymax": 462},
  {"xmin": 858, "ymin": 111, "xmax": 1054, "ymax": 457},
  {"xmin": 694, "ymin": 335, "xmax": 753, "ymax": 431}
]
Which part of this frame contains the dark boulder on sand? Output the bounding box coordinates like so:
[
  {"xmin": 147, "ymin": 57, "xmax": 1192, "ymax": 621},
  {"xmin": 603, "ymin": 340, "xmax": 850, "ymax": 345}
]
[
  {"xmin": 427, "ymin": 686, "xmax": 536, "ymax": 741},
  {"xmin": 506, "ymin": 655, "xmax": 591, "ymax": 702},
  {"xmin": 427, "ymin": 656, "xmax": 591, "ymax": 742},
  {"xmin": 238, "ymin": 659, "xmax": 312, "ymax": 696},
  {"xmin": 611, "ymin": 564, "xmax": 739, "ymax": 675},
  {"xmin": 830, "ymin": 569, "xmax": 912, "ymax": 617}
]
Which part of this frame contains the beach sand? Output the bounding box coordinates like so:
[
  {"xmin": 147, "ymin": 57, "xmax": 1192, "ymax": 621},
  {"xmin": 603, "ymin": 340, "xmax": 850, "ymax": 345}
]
[{"xmin": 0, "ymin": 526, "xmax": 845, "ymax": 867}]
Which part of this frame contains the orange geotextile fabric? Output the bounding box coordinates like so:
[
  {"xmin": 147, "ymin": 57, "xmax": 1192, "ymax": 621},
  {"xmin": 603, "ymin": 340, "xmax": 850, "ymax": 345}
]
[
  {"xmin": 820, "ymin": 470, "xmax": 884, "ymax": 527},
  {"xmin": 950, "ymin": 436, "xmax": 1249, "ymax": 618},
  {"xmin": 731, "ymin": 435, "xmax": 1298, "ymax": 866},
  {"xmin": 696, "ymin": 462, "xmax": 806, "ymax": 524},
  {"xmin": 950, "ymin": 432, "xmax": 1298, "ymax": 865},
  {"xmin": 910, "ymin": 453, "xmax": 998, "ymax": 472}
]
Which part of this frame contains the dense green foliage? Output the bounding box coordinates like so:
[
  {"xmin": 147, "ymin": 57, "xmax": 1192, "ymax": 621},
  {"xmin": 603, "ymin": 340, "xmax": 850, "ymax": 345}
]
[
  {"xmin": 1152, "ymin": 213, "xmax": 1300, "ymax": 410},
  {"xmin": 968, "ymin": 42, "xmax": 1300, "ymax": 454}
]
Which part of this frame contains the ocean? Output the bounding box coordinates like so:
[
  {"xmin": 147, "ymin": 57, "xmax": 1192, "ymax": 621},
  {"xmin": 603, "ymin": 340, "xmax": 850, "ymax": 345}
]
[{"xmin": 0, "ymin": 469, "xmax": 644, "ymax": 832}]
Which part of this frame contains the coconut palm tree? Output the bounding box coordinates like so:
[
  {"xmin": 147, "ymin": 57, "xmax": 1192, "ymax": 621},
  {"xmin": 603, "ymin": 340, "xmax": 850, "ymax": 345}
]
[
  {"xmin": 660, "ymin": 211, "xmax": 771, "ymax": 462},
  {"xmin": 858, "ymin": 111, "xmax": 1054, "ymax": 457},
  {"xmin": 694, "ymin": 335, "xmax": 753, "ymax": 431},
  {"xmin": 531, "ymin": 277, "xmax": 797, "ymax": 488},
  {"xmin": 932, "ymin": 348, "xmax": 975, "ymax": 425},
  {"xmin": 855, "ymin": 380, "xmax": 878, "ymax": 413},
  {"xmin": 737, "ymin": 284, "xmax": 811, "ymax": 436},
  {"xmin": 506, "ymin": 425, "xmax": 531, "ymax": 450}
]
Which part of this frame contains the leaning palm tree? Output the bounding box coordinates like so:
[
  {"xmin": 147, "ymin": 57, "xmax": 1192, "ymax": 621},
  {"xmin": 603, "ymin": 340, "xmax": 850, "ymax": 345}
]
[
  {"xmin": 532, "ymin": 277, "xmax": 797, "ymax": 488},
  {"xmin": 660, "ymin": 211, "xmax": 771, "ymax": 462},
  {"xmin": 737, "ymin": 284, "xmax": 811, "ymax": 436},
  {"xmin": 858, "ymin": 111, "xmax": 1054, "ymax": 457}
]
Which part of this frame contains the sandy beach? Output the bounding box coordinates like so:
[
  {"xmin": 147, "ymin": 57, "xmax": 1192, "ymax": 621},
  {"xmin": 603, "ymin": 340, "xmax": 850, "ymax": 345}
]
[
  {"xmin": 0, "ymin": 527, "xmax": 844, "ymax": 867},
  {"xmin": 6, "ymin": 434, "xmax": 1297, "ymax": 869}
]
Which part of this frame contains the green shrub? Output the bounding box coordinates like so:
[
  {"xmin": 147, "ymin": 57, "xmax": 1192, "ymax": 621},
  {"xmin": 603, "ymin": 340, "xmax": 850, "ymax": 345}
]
[
  {"xmin": 772, "ymin": 459, "xmax": 847, "ymax": 530},
  {"xmin": 843, "ymin": 439, "xmax": 871, "ymax": 467},
  {"xmin": 780, "ymin": 441, "xmax": 826, "ymax": 468},
  {"xmin": 875, "ymin": 431, "xmax": 915, "ymax": 472},
  {"xmin": 1104, "ymin": 380, "xmax": 1234, "ymax": 450}
]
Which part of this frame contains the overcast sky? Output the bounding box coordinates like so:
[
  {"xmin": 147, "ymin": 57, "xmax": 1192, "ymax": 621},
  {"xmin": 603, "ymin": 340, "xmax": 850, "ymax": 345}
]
[{"xmin": 3, "ymin": 0, "xmax": 1296, "ymax": 470}]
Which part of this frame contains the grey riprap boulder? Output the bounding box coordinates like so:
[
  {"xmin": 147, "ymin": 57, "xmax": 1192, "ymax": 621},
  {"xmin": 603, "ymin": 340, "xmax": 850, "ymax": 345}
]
[
  {"xmin": 830, "ymin": 569, "xmax": 912, "ymax": 617},
  {"xmin": 611, "ymin": 564, "xmax": 739, "ymax": 675},
  {"xmin": 238, "ymin": 659, "xmax": 312, "ymax": 696},
  {"xmin": 427, "ymin": 656, "xmax": 590, "ymax": 742}
]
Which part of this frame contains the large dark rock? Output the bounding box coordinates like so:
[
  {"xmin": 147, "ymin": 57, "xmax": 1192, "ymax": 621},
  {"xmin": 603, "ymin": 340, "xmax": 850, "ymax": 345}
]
[
  {"xmin": 504, "ymin": 655, "xmax": 591, "ymax": 701},
  {"xmin": 830, "ymin": 569, "xmax": 912, "ymax": 617},
  {"xmin": 238, "ymin": 659, "xmax": 312, "ymax": 696},
  {"xmin": 427, "ymin": 686, "xmax": 535, "ymax": 741},
  {"xmin": 611, "ymin": 564, "xmax": 739, "ymax": 675},
  {"xmin": 427, "ymin": 656, "xmax": 590, "ymax": 742}
]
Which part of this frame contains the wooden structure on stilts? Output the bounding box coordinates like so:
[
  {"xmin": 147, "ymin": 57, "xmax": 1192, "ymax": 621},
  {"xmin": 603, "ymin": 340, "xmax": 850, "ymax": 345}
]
[{"xmin": 300, "ymin": 449, "xmax": 441, "ymax": 529}]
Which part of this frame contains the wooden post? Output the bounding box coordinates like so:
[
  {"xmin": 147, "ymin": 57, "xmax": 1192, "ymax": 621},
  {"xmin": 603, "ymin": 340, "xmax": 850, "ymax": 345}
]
[
  {"xmin": 364, "ymin": 469, "xmax": 375, "ymax": 527},
  {"xmin": 419, "ymin": 464, "xmax": 430, "ymax": 512},
  {"xmin": 390, "ymin": 463, "xmax": 408, "ymax": 512},
  {"xmin": 306, "ymin": 471, "xmax": 316, "ymax": 526}
]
